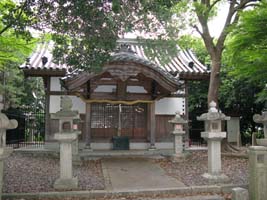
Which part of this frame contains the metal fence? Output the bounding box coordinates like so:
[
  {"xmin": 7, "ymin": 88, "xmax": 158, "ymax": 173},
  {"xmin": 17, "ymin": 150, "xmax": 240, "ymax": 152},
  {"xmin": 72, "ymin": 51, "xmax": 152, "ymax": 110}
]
[{"xmin": 3, "ymin": 108, "xmax": 45, "ymax": 148}]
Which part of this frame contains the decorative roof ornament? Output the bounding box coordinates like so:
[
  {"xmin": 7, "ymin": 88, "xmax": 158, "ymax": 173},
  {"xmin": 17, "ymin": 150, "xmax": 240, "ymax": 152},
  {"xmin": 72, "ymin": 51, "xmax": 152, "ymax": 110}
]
[
  {"xmin": 209, "ymin": 101, "xmax": 218, "ymax": 113},
  {"xmin": 169, "ymin": 111, "xmax": 188, "ymax": 124},
  {"xmin": 25, "ymin": 57, "xmax": 31, "ymax": 67},
  {"xmin": 115, "ymin": 43, "xmax": 136, "ymax": 54}
]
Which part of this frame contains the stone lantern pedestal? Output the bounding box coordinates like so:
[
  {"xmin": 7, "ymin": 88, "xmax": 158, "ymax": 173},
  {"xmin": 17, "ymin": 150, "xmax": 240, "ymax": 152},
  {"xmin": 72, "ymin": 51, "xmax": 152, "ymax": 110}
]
[
  {"xmin": 0, "ymin": 95, "xmax": 18, "ymax": 200},
  {"xmin": 197, "ymin": 101, "xmax": 230, "ymax": 183},
  {"xmin": 169, "ymin": 112, "xmax": 187, "ymax": 157},
  {"xmin": 201, "ymin": 132, "xmax": 228, "ymax": 180},
  {"xmin": 54, "ymin": 132, "xmax": 78, "ymax": 190},
  {"xmin": 253, "ymin": 110, "xmax": 267, "ymax": 146},
  {"xmin": 0, "ymin": 147, "xmax": 13, "ymax": 198}
]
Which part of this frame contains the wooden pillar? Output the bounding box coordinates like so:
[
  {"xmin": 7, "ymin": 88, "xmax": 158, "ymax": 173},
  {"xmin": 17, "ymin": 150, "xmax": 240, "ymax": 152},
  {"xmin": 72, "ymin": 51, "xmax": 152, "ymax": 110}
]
[
  {"xmin": 44, "ymin": 77, "xmax": 51, "ymax": 141},
  {"xmin": 147, "ymin": 103, "xmax": 151, "ymax": 142},
  {"xmin": 84, "ymin": 103, "xmax": 92, "ymax": 149},
  {"xmin": 184, "ymin": 81, "xmax": 189, "ymax": 143},
  {"xmin": 149, "ymin": 101, "xmax": 156, "ymax": 149}
]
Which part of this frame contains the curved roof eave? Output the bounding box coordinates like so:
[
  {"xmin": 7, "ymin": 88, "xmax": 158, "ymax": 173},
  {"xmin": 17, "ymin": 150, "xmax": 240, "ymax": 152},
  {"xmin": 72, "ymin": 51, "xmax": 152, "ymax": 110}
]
[{"xmin": 61, "ymin": 53, "xmax": 181, "ymax": 92}]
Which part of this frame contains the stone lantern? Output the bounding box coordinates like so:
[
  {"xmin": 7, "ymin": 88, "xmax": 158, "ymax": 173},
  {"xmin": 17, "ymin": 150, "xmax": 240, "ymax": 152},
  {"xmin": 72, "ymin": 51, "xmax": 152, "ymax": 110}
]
[
  {"xmin": 253, "ymin": 105, "xmax": 267, "ymax": 146},
  {"xmin": 197, "ymin": 101, "xmax": 230, "ymax": 182},
  {"xmin": 0, "ymin": 95, "xmax": 18, "ymax": 199},
  {"xmin": 51, "ymin": 96, "xmax": 80, "ymax": 190},
  {"xmin": 169, "ymin": 111, "xmax": 187, "ymax": 156},
  {"xmin": 50, "ymin": 96, "xmax": 81, "ymax": 155}
]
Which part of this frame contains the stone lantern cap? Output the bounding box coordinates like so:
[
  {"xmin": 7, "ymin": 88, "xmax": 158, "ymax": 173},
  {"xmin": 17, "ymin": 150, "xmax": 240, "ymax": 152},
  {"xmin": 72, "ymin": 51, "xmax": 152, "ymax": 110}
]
[
  {"xmin": 253, "ymin": 111, "xmax": 267, "ymax": 124},
  {"xmin": 169, "ymin": 111, "xmax": 188, "ymax": 124},
  {"xmin": 197, "ymin": 101, "xmax": 230, "ymax": 121},
  {"xmin": 0, "ymin": 95, "xmax": 18, "ymax": 130},
  {"xmin": 51, "ymin": 96, "xmax": 80, "ymax": 120},
  {"xmin": 0, "ymin": 113, "xmax": 18, "ymax": 130}
]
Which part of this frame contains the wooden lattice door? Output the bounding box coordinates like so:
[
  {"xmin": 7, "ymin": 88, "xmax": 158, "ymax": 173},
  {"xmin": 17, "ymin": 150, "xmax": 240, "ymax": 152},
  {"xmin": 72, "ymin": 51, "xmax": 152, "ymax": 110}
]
[{"xmin": 91, "ymin": 103, "xmax": 147, "ymax": 141}]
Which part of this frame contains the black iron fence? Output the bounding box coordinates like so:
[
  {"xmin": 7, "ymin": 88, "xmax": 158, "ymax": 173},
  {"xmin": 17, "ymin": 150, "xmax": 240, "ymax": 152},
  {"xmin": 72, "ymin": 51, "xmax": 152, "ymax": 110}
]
[{"xmin": 3, "ymin": 108, "xmax": 45, "ymax": 148}]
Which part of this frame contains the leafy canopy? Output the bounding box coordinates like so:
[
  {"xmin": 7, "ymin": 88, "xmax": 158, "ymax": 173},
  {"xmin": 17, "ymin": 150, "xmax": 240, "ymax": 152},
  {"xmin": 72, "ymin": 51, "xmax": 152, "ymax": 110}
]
[{"xmin": 227, "ymin": 0, "xmax": 267, "ymax": 102}]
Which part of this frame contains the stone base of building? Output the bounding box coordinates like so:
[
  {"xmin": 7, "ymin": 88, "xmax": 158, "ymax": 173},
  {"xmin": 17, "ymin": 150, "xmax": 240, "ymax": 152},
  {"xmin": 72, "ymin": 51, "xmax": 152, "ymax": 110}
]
[
  {"xmin": 45, "ymin": 141, "xmax": 174, "ymax": 151},
  {"xmin": 54, "ymin": 177, "xmax": 78, "ymax": 190},
  {"xmin": 256, "ymin": 138, "xmax": 267, "ymax": 146},
  {"xmin": 202, "ymin": 173, "xmax": 230, "ymax": 184}
]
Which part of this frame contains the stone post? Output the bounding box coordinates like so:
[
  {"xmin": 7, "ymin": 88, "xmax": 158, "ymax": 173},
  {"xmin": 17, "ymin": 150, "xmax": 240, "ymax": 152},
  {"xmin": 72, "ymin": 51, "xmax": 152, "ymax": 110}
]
[
  {"xmin": 169, "ymin": 111, "xmax": 187, "ymax": 156},
  {"xmin": 54, "ymin": 133, "xmax": 78, "ymax": 190},
  {"xmin": 0, "ymin": 95, "xmax": 18, "ymax": 200},
  {"xmin": 249, "ymin": 146, "xmax": 267, "ymax": 200},
  {"xmin": 197, "ymin": 101, "xmax": 230, "ymax": 182},
  {"xmin": 232, "ymin": 187, "xmax": 249, "ymax": 200}
]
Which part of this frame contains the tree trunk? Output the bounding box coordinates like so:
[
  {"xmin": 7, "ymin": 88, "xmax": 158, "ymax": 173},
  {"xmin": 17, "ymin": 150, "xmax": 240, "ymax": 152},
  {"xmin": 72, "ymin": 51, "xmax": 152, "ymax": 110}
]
[{"xmin": 208, "ymin": 56, "xmax": 221, "ymax": 105}]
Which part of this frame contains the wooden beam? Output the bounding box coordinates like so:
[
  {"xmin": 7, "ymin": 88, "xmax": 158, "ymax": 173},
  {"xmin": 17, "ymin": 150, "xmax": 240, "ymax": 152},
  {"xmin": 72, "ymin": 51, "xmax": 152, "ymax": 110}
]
[
  {"xmin": 23, "ymin": 69, "xmax": 66, "ymax": 77},
  {"xmin": 48, "ymin": 91, "xmax": 79, "ymax": 95},
  {"xmin": 90, "ymin": 92, "xmax": 152, "ymax": 101},
  {"xmin": 179, "ymin": 73, "xmax": 210, "ymax": 80}
]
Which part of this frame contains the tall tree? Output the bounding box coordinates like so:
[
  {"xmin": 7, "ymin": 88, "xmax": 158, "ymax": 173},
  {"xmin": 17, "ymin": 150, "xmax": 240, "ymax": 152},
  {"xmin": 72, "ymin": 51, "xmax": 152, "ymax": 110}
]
[{"xmin": 146, "ymin": 0, "xmax": 260, "ymax": 105}]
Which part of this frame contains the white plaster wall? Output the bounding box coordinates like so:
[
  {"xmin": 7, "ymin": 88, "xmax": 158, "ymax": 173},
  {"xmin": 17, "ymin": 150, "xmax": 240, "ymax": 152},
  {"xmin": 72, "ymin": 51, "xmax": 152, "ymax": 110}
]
[
  {"xmin": 155, "ymin": 97, "xmax": 185, "ymax": 115},
  {"xmin": 49, "ymin": 95, "xmax": 86, "ymax": 114},
  {"xmin": 94, "ymin": 85, "xmax": 116, "ymax": 92},
  {"xmin": 50, "ymin": 77, "xmax": 62, "ymax": 91},
  {"xmin": 49, "ymin": 95, "xmax": 61, "ymax": 113},
  {"xmin": 126, "ymin": 86, "xmax": 147, "ymax": 93}
]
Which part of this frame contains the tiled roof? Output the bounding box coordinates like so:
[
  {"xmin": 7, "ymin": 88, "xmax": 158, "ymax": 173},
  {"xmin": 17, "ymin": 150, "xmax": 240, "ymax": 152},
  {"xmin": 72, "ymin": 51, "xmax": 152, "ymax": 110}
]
[
  {"xmin": 116, "ymin": 39, "xmax": 208, "ymax": 75},
  {"xmin": 20, "ymin": 41, "xmax": 67, "ymax": 71},
  {"xmin": 20, "ymin": 39, "xmax": 209, "ymax": 79}
]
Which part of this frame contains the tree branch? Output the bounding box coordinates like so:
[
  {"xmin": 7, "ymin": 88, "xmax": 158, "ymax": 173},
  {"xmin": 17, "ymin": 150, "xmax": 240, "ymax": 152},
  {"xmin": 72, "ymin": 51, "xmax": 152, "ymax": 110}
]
[
  {"xmin": 195, "ymin": 2, "xmax": 216, "ymax": 57},
  {"xmin": 193, "ymin": 25, "xmax": 203, "ymax": 37},
  {"xmin": 216, "ymin": 0, "xmax": 236, "ymax": 51},
  {"xmin": 0, "ymin": 0, "xmax": 28, "ymax": 36},
  {"xmin": 208, "ymin": 0, "xmax": 221, "ymax": 12},
  {"xmin": 216, "ymin": 0, "xmax": 259, "ymax": 51}
]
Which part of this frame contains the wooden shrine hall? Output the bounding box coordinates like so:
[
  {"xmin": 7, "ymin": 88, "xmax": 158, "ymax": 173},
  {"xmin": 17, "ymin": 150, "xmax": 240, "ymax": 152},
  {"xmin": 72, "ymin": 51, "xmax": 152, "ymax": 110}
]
[{"xmin": 21, "ymin": 39, "xmax": 209, "ymax": 150}]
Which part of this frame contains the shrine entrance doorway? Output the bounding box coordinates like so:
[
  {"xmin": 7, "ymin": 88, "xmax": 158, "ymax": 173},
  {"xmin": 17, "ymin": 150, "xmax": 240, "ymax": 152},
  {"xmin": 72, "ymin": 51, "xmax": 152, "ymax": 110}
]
[{"xmin": 91, "ymin": 103, "xmax": 148, "ymax": 142}]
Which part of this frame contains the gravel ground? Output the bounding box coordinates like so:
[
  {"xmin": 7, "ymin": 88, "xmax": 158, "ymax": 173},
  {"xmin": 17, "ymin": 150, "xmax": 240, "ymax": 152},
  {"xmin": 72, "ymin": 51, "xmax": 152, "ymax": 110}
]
[
  {"xmin": 3, "ymin": 151, "xmax": 248, "ymax": 194},
  {"xmin": 3, "ymin": 153, "xmax": 105, "ymax": 193},
  {"xmin": 155, "ymin": 151, "xmax": 248, "ymax": 186}
]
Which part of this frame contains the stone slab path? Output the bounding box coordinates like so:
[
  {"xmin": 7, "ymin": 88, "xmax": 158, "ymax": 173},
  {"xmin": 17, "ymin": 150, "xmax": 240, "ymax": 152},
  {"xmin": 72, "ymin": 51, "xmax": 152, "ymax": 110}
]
[
  {"xmin": 111, "ymin": 196, "xmax": 224, "ymax": 200},
  {"xmin": 102, "ymin": 157, "xmax": 185, "ymax": 190}
]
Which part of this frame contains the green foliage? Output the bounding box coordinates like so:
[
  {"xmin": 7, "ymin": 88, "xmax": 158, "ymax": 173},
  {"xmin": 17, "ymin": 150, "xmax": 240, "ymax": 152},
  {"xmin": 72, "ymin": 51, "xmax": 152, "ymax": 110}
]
[
  {"xmin": 0, "ymin": 62, "xmax": 44, "ymax": 110},
  {"xmin": 227, "ymin": 0, "xmax": 267, "ymax": 103},
  {"xmin": 0, "ymin": 0, "xmax": 43, "ymax": 110},
  {"xmin": 32, "ymin": 0, "xmax": 150, "ymax": 71},
  {"xmin": 0, "ymin": 0, "xmax": 36, "ymax": 70},
  {"xmin": 0, "ymin": 0, "xmax": 36, "ymax": 40}
]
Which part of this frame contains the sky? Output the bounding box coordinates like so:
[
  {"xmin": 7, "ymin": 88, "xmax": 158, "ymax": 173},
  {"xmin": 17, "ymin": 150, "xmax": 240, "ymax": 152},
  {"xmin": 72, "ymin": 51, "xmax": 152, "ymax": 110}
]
[
  {"xmin": 208, "ymin": 3, "xmax": 230, "ymax": 38},
  {"xmin": 125, "ymin": 2, "xmax": 229, "ymax": 39}
]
